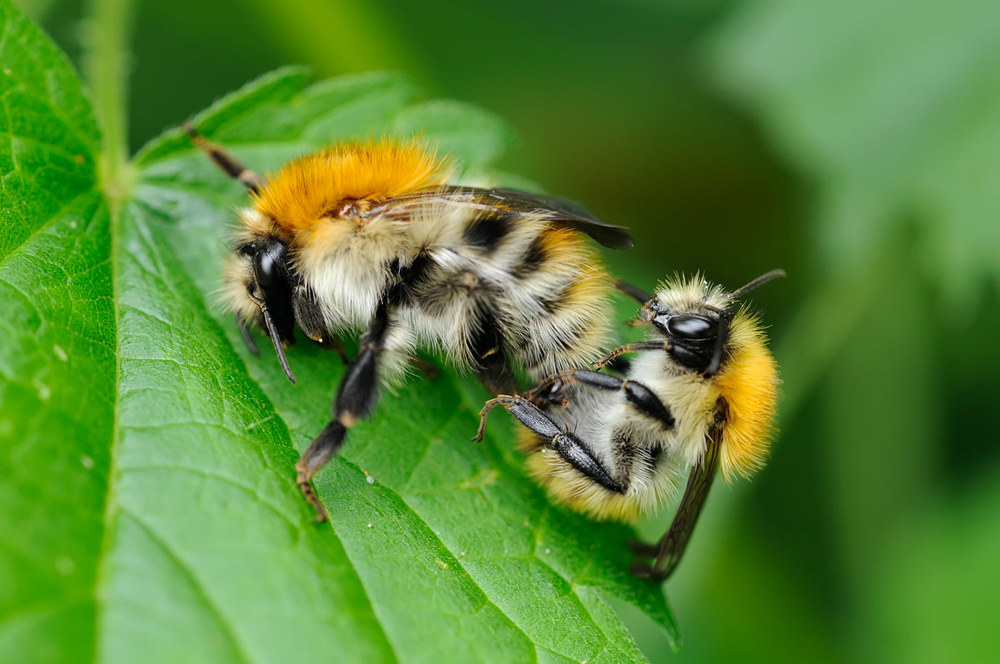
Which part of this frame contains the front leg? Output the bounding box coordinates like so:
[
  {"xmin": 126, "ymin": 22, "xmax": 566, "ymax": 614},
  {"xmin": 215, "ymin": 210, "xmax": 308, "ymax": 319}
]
[
  {"xmin": 517, "ymin": 369, "xmax": 675, "ymax": 430},
  {"xmin": 593, "ymin": 341, "xmax": 670, "ymax": 370},
  {"xmin": 475, "ymin": 395, "xmax": 625, "ymax": 494},
  {"xmin": 295, "ymin": 302, "xmax": 394, "ymax": 522}
]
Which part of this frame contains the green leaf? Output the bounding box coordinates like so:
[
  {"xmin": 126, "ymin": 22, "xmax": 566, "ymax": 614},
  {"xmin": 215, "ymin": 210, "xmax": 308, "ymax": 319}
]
[
  {"xmin": 0, "ymin": 4, "xmax": 677, "ymax": 661},
  {"xmin": 712, "ymin": 0, "xmax": 1000, "ymax": 305},
  {"xmin": 0, "ymin": 2, "xmax": 107, "ymax": 661}
]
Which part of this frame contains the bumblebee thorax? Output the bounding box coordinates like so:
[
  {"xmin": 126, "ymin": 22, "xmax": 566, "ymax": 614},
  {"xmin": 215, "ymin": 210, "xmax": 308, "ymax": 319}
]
[{"xmin": 251, "ymin": 141, "xmax": 448, "ymax": 233}]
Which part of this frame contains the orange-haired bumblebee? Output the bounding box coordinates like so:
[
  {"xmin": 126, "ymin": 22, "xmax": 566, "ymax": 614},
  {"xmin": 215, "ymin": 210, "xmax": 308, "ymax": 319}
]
[
  {"xmin": 185, "ymin": 125, "xmax": 632, "ymax": 521},
  {"xmin": 476, "ymin": 271, "xmax": 782, "ymax": 579}
]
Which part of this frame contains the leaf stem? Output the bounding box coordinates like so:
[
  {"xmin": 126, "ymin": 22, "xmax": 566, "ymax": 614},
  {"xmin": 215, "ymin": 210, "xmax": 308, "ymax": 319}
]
[{"xmin": 84, "ymin": 0, "xmax": 134, "ymax": 205}]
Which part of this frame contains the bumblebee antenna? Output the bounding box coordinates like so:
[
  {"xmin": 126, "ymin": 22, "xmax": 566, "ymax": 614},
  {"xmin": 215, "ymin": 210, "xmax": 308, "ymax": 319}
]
[
  {"xmin": 261, "ymin": 305, "xmax": 297, "ymax": 384},
  {"xmin": 728, "ymin": 269, "xmax": 786, "ymax": 301},
  {"xmin": 707, "ymin": 269, "xmax": 783, "ymax": 375},
  {"xmin": 183, "ymin": 122, "xmax": 264, "ymax": 192},
  {"xmin": 247, "ymin": 292, "xmax": 296, "ymax": 384}
]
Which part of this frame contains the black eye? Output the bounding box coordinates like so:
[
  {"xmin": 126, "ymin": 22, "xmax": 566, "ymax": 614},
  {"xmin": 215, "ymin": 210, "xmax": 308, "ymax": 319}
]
[
  {"xmin": 665, "ymin": 315, "xmax": 716, "ymax": 340},
  {"xmin": 253, "ymin": 242, "xmax": 287, "ymax": 292},
  {"xmin": 238, "ymin": 242, "xmax": 257, "ymax": 257}
]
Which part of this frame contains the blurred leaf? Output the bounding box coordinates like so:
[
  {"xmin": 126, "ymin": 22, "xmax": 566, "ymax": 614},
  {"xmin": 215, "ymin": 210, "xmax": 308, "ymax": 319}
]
[
  {"xmin": 390, "ymin": 100, "xmax": 514, "ymax": 175},
  {"xmin": 819, "ymin": 245, "xmax": 942, "ymax": 660},
  {"xmin": 0, "ymin": 3, "xmax": 677, "ymax": 660},
  {"xmin": 242, "ymin": 0, "xmax": 422, "ymax": 76},
  {"xmin": 712, "ymin": 0, "xmax": 1000, "ymax": 305},
  {"xmin": 865, "ymin": 469, "xmax": 1000, "ymax": 663}
]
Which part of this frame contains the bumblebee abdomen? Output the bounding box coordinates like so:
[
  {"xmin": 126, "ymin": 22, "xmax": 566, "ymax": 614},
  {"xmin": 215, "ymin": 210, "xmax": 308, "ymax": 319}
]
[
  {"xmin": 400, "ymin": 211, "xmax": 614, "ymax": 375},
  {"xmin": 519, "ymin": 427, "xmax": 682, "ymax": 522},
  {"xmin": 497, "ymin": 227, "xmax": 613, "ymax": 377}
]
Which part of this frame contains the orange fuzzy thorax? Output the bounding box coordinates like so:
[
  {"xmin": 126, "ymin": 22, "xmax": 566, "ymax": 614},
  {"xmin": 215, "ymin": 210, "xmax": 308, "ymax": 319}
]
[
  {"xmin": 715, "ymin": 312, "xmax": 780, "ymax": 480},
  {"xmin": 252, "ymin": 141, "xmax": 448, "ymax": 231}
]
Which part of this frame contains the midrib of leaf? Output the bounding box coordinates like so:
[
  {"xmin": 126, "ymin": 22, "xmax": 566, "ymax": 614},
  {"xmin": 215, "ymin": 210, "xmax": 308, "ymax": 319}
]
[
  {"xmin": 85, "ymin": 0, "xmax": 133, "ymax": 205},
  {"xmin": 83, "ymin": 1, "xmax": 133, "ymax": 662}
]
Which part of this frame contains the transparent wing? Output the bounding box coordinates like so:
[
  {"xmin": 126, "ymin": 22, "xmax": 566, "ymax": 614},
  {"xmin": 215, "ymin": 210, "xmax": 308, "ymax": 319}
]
[
  {"xmin": 373, "ymin": 186, "xmax": 634, "ymax": 249},
  {"xmin": 632, "ymin": 399, "xmax": 724, "ymax": 580}
]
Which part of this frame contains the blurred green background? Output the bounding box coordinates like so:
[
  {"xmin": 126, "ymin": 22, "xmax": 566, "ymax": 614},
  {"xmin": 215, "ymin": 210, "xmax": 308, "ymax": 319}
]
[{"xmin": 19, "ymin": 0, "xmax": 1000, "ymax": 661}]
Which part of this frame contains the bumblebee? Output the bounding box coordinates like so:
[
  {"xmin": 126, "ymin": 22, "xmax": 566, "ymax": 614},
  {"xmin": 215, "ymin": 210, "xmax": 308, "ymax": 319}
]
[
  {"xmin": 475, "ymin": 271, "xmax": 782, "ymax": 579},
  {"xmin": 185, "ymin": 125, "xmax": 632, "ymax": 521}
]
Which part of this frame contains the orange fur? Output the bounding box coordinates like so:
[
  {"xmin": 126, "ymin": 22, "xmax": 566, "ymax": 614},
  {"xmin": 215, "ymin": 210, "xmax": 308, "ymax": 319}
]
[
  {"xmin": 536, "ymin": 228, "xmax": 612, "ymax": 310},
  {"xmin": 715, "ymin": 311, "xmax": 779, "ymax": 480},
  {"xmin": 252, "ymin": 141, "xmax": 448, "ymax": 232},
  {"xmin": 549, "ymin": 230, "xmax": 612, "ymax": 301}
]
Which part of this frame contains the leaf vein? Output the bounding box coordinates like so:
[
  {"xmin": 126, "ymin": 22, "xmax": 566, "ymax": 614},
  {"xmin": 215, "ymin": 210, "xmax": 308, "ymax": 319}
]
[
  {"xmin": 120, "ymin": 509, "xmax": 252, "ymax": 663},
  {"xmin": 0, "ymin": 189, "xmax": 98, "ymax": 268}
]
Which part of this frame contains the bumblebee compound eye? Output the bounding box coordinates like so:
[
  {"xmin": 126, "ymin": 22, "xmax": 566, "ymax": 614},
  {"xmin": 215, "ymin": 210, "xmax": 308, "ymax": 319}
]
[
  {"xmin": 651, "ymin": 314, "xmax": 722, "ymax": 373},
  {"xmin": 252, "ymin": 241, "xmax": 288, "ymax": 293},
  {"xmin": 665, "ymin": 314, "xmax": 717, "ymax": 340},
  {"xmin": 651, "ymin": 313, "xmax": 718, "ymax": 341},
  {"xmin": 248, "ymin": 239, "xmax": 297, "ymax": 347}
]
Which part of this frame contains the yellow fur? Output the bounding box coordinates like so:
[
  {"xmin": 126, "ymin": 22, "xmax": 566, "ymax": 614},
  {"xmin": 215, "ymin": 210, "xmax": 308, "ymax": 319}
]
[
  {"xmin": 519, "ymin": 431, "xmax": 644, "ymax": 521},
  {"xmin": 252, "ymin": 141, "xmax": 448, "ymax": 231},
  {"xmin": 715, "ymin": 310, "xmax": 779, "ymax": 480}
]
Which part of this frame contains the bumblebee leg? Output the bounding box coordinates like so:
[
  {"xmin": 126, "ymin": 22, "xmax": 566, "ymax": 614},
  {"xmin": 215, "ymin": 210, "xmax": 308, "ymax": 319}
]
[
  {"xmin": 479, "ymin": 395, "xmax": 625, "ymax": 493},
  {"xmin": 289, "ymin": 284, "xmax": 351, "ymax": 364},
  {"xmin": 409, "ymin": 357, "xmax": 439, "ymax": 379},
  {"xmin": 631, "ymin": 397, "xmax": 726, "ymax": 580},
  {"xmin": 593, "ymin": 341, "xmax": 669, "ymax": 370},
  {"xmin": 236, "ymin": 314, "xmax": 259, "ymax": 355},
  {"xmin": 472, "ymin": 314, "xmax": 518, "ymax": 395},
  {"xmin": 295, "ymin": 421, "xmax": 347, "ymax": 523},
  {"xmin": 571, "ymin": 371, "xmax": 675, "ymax": 429},
  {"xmin": 522, "ymin": 369, "xmax": 675, "ymax": 430},
  {"xmin": 295, "ymin": 302, "xmax": 393, "ymax": 522},
  {"xmin": 602, "ymin": 356, "xmax": 631, "ymax": 374},
  {"xmin": 472, "ymin": 397, "xmax": 505, "ymax": 442},
  {"xmin": 183, "ymin": 123, "xmax": 264, "ymax": 192}
]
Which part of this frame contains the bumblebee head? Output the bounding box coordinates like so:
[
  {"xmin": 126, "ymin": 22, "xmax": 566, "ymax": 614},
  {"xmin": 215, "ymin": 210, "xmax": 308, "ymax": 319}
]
[
  {"xmin": 643, "ymin": 269, "xmax": 784, "ymax": 377},
  {"xmin": 222, "ymin": 209, "xmax": 301, "ymax": 383},
  {"xmin": 644, "ymin": 270, "xmax": 784, "ymax": 478}
]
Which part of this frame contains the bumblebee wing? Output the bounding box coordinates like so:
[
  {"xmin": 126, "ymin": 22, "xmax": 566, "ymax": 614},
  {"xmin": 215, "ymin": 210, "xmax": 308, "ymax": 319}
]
[
  {"xmin": 485, "ymin": 188, "xmax": 634, "ymax": 249},
  {"xmin": 635, "ymin": 407, "xmax": 723, "ymax": 580},
  {"xmin": 377, "ymin": 186, "xmax": 634, "ymax": 249}
]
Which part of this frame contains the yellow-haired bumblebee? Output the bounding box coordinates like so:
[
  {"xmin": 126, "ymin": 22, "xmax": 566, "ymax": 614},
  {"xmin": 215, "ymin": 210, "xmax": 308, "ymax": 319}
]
[
  {"xmin": 476, "ymin": 271, "xmax": 782, "ymax": 579},
  {"xmin": 185, "ymin": 125, "xmax": 632, "ymax": 521}
]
